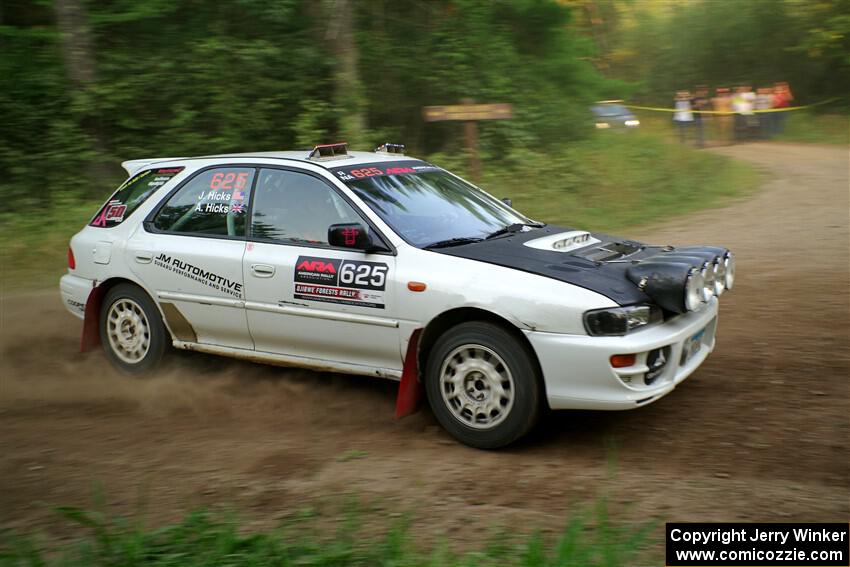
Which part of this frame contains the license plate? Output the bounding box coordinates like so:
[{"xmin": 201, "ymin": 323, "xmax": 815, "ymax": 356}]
[{"xmin": 682, "ymin": 327, "xmax": 706, "ymax": 365}]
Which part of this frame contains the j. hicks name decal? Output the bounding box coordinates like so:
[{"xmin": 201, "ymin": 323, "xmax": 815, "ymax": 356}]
[
  {"xmin": 154, "ymin": 253, "xmax": 243, "ymax": 297},
  {"xmin": 294, "ymin": 256, "xmax": 388, "ymax": 309}
]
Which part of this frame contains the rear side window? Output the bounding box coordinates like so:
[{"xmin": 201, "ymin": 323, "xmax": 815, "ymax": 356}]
[
  {"xmin": 90, "ymin": 167, "xmax": 184, "ymax": 228},
  {"xmin": 153, "ymin": 167, "xmax": 255, "ymax": 237}
]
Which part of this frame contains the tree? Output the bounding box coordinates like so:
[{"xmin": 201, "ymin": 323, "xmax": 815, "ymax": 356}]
[{"xmin": 326, "ymin": 0, "xmax": 366, "ymax": 144}]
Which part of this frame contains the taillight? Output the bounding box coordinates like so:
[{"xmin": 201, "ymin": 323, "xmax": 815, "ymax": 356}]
[{"xmin": 68, "ymin": 247, "xmax": 76, "ymax": 270}]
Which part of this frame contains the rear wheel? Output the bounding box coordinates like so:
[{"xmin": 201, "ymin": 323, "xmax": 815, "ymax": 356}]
[
  {"xmin": 100, "ymin": 284, "xmax": 168, "ymax": 374},
  {"xmin": 425, "ymin": 321, "xmax": 541, "ymax": 449}
]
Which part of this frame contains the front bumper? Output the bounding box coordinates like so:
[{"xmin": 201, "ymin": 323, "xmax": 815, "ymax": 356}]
[
  {"xmin": 526, "ymin": 298, "xmax": 719, "ymax": 410},
  {"xmin": 60, "ymin": 273, "xmax": 94, "ymax": 320}
]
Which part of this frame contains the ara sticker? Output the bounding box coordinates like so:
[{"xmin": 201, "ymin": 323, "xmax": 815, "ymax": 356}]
[{"xmin": 293, "ymin": 256, "xmax": 388, "ymax": 309}]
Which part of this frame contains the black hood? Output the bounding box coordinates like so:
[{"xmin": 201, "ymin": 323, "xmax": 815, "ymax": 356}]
[{"xmin": 433, "ymin": 225, "xmax": 664, "ymax": 306}]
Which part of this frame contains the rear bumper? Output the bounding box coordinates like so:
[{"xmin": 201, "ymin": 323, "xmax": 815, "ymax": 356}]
[
  {"xmin": 526, "ymin": 299, "xmax": 719, "ymax": 410},
  {"xmin": 59, "ymin": 273, "xmax": 94, "ymax": 320}
]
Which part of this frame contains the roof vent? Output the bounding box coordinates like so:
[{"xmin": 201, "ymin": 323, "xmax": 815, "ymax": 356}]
[
  {"xmin": 375, "ymin": 143, "xmax": 405, "ymax": 155},
  {"xmin": 307, "ymin": 142, "xmax": 349, "ymax": 160}
]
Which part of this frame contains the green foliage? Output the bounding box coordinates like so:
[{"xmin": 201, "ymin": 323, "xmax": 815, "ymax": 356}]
[
  {"xmin": 0, "ymin": 0, "xmax": 613, "ymax": 209},
  {"xmin": 581, "ymin": 0, "xmax": 850, "ymax": 106},
  {"xmin": 0, "ymin": 500, "xmax": 654, "ymax": 566},
  {"xmin": 0, "ymin": 22, "xmax": 94, "ymax": 205},
  {"xmin": 357, "ymin": 0, "xmax": 607, "ymax": 156}
]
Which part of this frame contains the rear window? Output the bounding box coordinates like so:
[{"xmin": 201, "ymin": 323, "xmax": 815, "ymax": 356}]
[{"xmin": 90, "ymin": 167, "xmax": 184, "ymax": 228}]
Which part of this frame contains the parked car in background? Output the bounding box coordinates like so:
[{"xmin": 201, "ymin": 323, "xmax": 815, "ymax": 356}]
[{"xmin": 592, "ymin": 100, "xmax": 640, "ymax": 129}]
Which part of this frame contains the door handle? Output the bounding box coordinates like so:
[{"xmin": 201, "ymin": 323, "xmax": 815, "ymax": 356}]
[
  {"xmin": 251, "ymin": 264, "xmax": 275, "ymax": 277},
  {"xmin": 134, "ymin": 251, "xmax": 153, "ymax": 263}
]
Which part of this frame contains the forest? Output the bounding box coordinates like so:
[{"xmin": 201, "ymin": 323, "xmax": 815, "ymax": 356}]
[{"xmin": 1, "ymin": 0, "xmax": 846, "ymax": 207}]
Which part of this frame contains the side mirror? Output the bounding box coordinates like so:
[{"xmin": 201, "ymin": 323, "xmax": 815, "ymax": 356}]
[
  {"xmin": 328, "ymin": 223, "xmax": 388, "ymax": 253},
  {"xmin": 501, "ymin": 198, "xmax": 513, "ymax": 207}
]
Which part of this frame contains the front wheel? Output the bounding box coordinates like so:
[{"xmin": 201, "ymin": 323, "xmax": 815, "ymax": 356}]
[
  {"xmin": 100, "ymin": 283, "xmax": 168, "ymax": 374},
  {"xmin": 425, "ymin": 321, "xmax": 541, "ymax": 449}
]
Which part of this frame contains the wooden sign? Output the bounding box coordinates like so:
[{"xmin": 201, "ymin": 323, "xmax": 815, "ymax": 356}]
[
  {"xmin": 423, "ymin": 103, "xmax": 514, "ymax": 122},
  {"xmin": 422, "ymin": 100, "xmax": 514, "ymax": 182}
]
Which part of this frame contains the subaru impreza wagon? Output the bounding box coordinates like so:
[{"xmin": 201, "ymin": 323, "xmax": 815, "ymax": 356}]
[{"xmin": 61, "ymin": 143, "xmax": 734, "ymax": 448}]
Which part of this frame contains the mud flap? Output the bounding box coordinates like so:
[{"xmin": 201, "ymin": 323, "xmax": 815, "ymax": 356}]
[
  {"xmin": 80, "ymin": 285, "xmax": 106, "ymax": 352},
  {"xmin": 394, "ymin": 328, "xmax": 423, "ymax": 419}
]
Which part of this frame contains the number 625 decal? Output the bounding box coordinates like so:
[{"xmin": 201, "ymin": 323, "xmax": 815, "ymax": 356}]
[{"xmin": 339, "ymin": 261, "xmax": 388, "ymax": 290}]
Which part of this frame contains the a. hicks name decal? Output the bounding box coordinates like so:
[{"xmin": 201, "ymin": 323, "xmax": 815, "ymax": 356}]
[
  {"xmin": 154, "ymin": 253, "xmax": 242, "ymax": 298},
  {"xmin": 194, "ymin": 170, "xmax": 251, "ymax": 215},
  {"xmin": 294, "ymin": 256, "xmax": 388, "ymax": 309}
]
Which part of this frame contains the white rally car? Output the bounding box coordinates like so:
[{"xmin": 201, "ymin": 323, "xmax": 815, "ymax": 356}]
[{"xmin": 61, "ymin": 143, "xmax": 734, "ymax": 448}]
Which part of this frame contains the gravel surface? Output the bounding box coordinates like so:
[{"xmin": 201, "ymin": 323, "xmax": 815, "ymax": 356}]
[{"xmin": 1, "ymin": 142, "xmax": 847, "ymax": 543}]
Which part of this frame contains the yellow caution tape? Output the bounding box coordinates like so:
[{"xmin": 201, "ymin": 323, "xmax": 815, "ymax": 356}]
[{"xmin": 623, "ymin": 97, "xmax": 840, "ymax": 115}]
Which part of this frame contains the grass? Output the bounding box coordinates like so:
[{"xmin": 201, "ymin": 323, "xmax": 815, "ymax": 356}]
[
  {"xmin": 632, "ymin": 108, "xmax": 848, "ymax": 146},
  {"xmin": 496, "ymin": 132, "xmax": 758, "ymax": 232},
  {"xmin": 473, "ymin": 131, "xmax": 758, "ymax": 232},
  {"xmin": 0, "ymin": 199, "xmax": 101, "ymax": 293},
  {"xmin": 0, "ymin": 131, "xmax": 758, "ymax": 292},
  {"xmin": 774, "ymin": 110, "xmax": 849, "ymax": 145},
  {"xmin": 0, "ymin": 499, "xmax": 655, "ymax": 566}
]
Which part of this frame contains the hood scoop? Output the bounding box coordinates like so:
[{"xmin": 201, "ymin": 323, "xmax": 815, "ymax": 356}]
[
  {"xmin": 578, "ymin": 240, "xmax": 644, "ymax": 263},
  {"xmin": 523, "ymin": 231, "xmax": 600, "ymax": 253}
]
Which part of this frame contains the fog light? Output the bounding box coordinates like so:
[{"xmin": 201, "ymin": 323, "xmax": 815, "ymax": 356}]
[
  {"xmin": 713, "ymin": 258, "xmax": 727, "ymax": 296},
  {"xmin": 610, "ymin": 354, "xmax": 636, "ymax": 368},
  {"xmin": 724, "ymin": 252, "xmax": 735, "ymax": 290}
]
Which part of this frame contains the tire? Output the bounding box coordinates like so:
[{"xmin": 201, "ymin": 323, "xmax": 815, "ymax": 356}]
[
  {"xmin": 100, "ymin": 283, "xmax": 168, "ymax": 374},
  {"xmin": 424, "ymin": 321, "xmax": 541, "ymax": 449}
]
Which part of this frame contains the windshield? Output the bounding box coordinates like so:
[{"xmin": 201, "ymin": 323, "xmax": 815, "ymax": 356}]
[
  {"xmin": 333, "ymin": 161, "xmax": 531, "ymax": 248},
  {"xmin": 592, "ymin": 104, "xmax": 629, "ymax": 117}
]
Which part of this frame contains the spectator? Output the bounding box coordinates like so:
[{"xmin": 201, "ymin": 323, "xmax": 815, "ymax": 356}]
[
  {"xmin": 691, "ymin": 86, "xmax": 710, "ymax": 148},
  {"xmin": 673, "ymin": 90, "xmax": 694, "ymax": 144},
  {"xmin": 712, "ymin": 87, "xmax": 733, "ymax": 145},
  {"xmin": 732, "ymin": 85, "xmax": 755, "ymax": 141},
  {"xmin": 755, "ymin": 87, "xmax": 774, "ymax": 138},
  {"xmin": 773, "ymin": 82, "xmax": 793, "ymax": 135},
  {"xmin": 742, "ymin": 85, "xmax": 758, "ymax": 138}
]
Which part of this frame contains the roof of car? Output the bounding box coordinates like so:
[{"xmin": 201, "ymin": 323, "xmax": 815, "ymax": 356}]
[{"xmin": 121, "ymin": 150, "xmax": 415, "ymax": 175}]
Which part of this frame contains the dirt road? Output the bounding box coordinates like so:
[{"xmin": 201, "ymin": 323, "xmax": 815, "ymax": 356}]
[{"xmin": 1, "ymin": 143, "xmax": 847, "ymax": 541}]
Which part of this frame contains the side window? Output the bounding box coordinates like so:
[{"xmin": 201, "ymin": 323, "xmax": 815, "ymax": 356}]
[
  {"xmin": 250, "ymin": 169, "xmax": 362, "ymax": 245},
  {"xmin": 91, "ymin": 167, "xmax": 184, "ymax": 228},
  {"xmin": 153, "ymin": 167, "xmax": 255, "ymax": 237}
]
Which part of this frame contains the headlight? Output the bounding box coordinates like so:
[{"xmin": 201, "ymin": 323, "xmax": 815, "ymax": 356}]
[
  {"xmin": 584, "ymin": 304, "xmax": 662, "ymax": 336},
  {"xmin": 595, "ymin": 122, "xmax": 610, "ymax": 129},
  {"xmin": 624, "ymin": 119, "xmax": 640, "ymax": 127}
]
